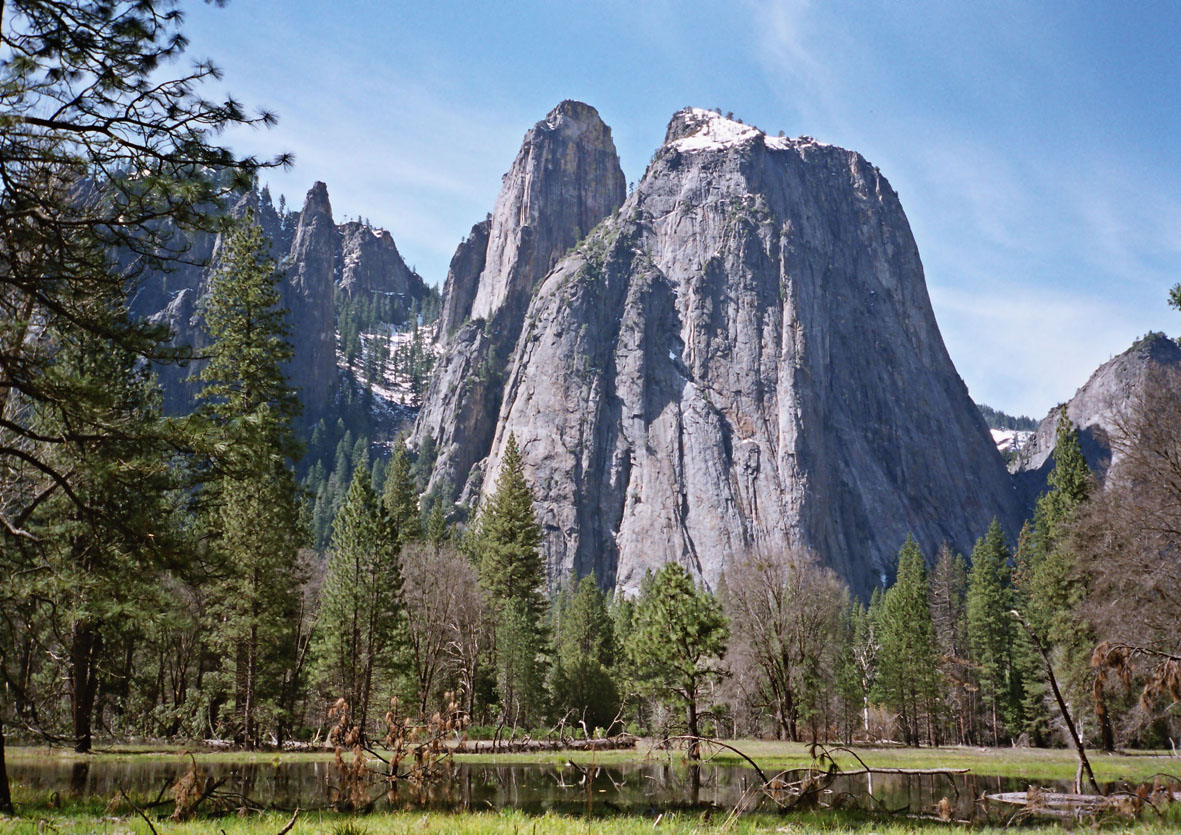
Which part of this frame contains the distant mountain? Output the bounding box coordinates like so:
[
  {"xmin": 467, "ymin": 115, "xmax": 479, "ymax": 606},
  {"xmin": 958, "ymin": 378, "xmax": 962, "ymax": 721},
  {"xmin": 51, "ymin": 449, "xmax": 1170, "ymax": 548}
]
[
  {"xmin": 411, "ymin": 103, "xmax": 1019, "ymax": 596},
  {"xmin": 976, "ymin": 403, "xmax": 1038, "ymax": 432},
  {"xmin": 1010, "ymin": 331, "xmax": 1181, "ymax": 515},
  {"xmin": 133, "ymin": 181, "xmax": 435, "ymax": 426}
]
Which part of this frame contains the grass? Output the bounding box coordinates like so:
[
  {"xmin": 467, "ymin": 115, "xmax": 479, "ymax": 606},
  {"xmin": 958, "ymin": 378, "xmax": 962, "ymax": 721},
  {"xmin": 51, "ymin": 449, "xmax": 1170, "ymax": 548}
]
[{"xmin": 3, "ymin": 805, "xmax": 1181, "ymax": 834}]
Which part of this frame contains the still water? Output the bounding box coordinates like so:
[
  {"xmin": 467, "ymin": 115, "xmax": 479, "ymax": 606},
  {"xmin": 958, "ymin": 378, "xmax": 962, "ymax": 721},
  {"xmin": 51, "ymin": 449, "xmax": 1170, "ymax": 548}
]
[{"xmin": 9, "ymin": 757, "xmax": 1080, "ymax": 820}]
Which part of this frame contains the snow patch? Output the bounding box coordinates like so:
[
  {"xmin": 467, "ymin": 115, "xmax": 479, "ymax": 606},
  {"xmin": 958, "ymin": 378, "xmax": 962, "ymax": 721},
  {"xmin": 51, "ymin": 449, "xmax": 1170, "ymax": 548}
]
[
  {"xmin": 990, "ymin": 428, "xmax": 1033, "ymax": 454},
  {"xmin": 670, "ymin": 108, "xmax": 832, "ymax": 154}
]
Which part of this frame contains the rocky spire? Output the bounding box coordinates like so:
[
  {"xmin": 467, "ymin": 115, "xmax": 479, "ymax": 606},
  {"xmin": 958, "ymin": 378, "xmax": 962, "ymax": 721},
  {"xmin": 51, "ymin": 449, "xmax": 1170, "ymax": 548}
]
[
  {"xmin": 282, "ymin": 182, "xmax": 339, "ymax": 418},
  {"xmin": 1010, "ymin": 332, "xmax": 1181, "ymax": 513},
  {"xmin": 413, "ymin": 100, "xmax": 626, "ymax": 499}
]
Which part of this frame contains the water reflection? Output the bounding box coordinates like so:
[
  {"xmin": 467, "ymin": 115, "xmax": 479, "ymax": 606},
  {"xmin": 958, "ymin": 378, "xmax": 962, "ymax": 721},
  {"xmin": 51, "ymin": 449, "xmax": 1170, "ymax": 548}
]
[{"xmin": 8, "ymin": 757, "xmax": 1085, "ymax": 821}]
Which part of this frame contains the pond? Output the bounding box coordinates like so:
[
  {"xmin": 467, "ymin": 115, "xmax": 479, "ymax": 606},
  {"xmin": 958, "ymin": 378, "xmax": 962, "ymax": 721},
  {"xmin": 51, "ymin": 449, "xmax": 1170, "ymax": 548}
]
[{"xmin": 7, "ymin": 757, "xmax": 1095, "ymax": 821}]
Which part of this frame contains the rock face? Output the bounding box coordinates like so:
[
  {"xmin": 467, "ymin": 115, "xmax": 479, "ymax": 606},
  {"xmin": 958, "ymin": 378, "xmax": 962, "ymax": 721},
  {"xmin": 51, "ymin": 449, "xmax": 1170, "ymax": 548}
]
[
  {"xmin": 1011, "ymin": 332, "xmax": 1181, "ymax": 514},
  {"xmin": 419, "ymin": 106, "xmax": 1019, "ymax": 596},
  {"xmin": 133, "ymin": 182, "xmax": 430, "ymax": 421},
  {"xmin": 413, "ymin": 101, "xmax": 627, "ymax": 498},
  {"xmin": 437, "ymin": 220, "xmax": 490, "ymax": 341},
  {"xmin": 337, "ymin": 220, "xmax": 424, "ymax": 300}
]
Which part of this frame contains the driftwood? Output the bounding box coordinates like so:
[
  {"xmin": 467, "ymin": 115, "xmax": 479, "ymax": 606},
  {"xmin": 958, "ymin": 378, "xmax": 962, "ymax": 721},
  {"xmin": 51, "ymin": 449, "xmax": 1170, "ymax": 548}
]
[
  {"xmin": 1010, "ymin": 609, "xmax": 1101, "ymax": 795},
  {"xmin": 450, "ymin": 735, "xmax": 636, "ymax": 754}
]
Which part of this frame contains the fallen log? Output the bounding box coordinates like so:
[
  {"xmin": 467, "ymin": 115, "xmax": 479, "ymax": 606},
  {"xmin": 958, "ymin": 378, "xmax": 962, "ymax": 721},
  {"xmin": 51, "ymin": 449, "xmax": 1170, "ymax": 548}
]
[{"xmin": 449, "ymin": 735, "xmax": 636, "ymax": 754}]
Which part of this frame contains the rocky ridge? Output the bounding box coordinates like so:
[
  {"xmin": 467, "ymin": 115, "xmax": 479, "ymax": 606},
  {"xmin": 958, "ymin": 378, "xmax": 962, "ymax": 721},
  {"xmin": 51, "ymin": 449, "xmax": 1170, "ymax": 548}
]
[
  {"xmin": 136, "ymin": 182, "xmax": 431, "ymax": 421},
  {"xmin": 1010, "ymin": 332, "xmax": 1181, "ymax": 513}
]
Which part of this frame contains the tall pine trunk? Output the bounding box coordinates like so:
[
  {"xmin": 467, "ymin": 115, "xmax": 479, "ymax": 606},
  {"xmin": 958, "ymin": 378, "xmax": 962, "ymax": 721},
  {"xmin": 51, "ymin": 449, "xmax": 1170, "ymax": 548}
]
[
  {"xmin": 243, "ymin": 623, "xmax": 258, "ymax": 749},
  {"xmin": 0, "ymin": 720, "xmax": 13, "ymax": 815},
  {"xmin": 69, "ymin": 621, "xmax": 100, "ymax": 753}
]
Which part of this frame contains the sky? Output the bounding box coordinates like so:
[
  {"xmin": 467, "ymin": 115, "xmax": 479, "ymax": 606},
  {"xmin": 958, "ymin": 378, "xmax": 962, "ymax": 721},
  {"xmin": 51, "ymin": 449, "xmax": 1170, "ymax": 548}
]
[{"xmin": 182, "ymin": 0, "xmax": 1181, "ymax": 419}]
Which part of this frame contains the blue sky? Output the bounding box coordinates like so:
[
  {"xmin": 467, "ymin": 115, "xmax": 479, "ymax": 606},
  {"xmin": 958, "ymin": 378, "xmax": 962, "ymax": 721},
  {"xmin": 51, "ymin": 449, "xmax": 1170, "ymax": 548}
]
[{"xmin": 183, "ymin": 1, "xmax": 1181, "ymax": 419}]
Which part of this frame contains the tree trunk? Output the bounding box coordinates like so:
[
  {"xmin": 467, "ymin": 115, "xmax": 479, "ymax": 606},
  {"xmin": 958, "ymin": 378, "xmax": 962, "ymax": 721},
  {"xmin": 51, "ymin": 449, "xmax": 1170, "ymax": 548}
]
[
  {"xmin": 0, "ymin": 720, "xmax": 14, "ymax": 815},
  {"xmin": 243, "ymin": 623, "xmax": 257, "ymax": 749},
  {"xmin": 1094, "ymin": 678, "xmax": 1115, "ymax": 753},
  {"xmin": 70, "ymin": 620, "xmax": 101, "ymax": 753},
  {"xmin": 686, "ymin": 699, "xmax": 700, "ymax": 760}
]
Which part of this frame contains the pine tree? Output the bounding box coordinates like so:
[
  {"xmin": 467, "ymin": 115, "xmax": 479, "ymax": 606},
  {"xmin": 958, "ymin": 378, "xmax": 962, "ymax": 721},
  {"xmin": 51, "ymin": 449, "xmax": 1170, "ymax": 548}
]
[
  {"xmin": 476, "ymin": 434, "xmax": 545, "ymax": 619},
  {"xmin": 875, "ymin": 535, "xmax": 940, "ymax": 746},
  {"xmin": 0, "ymin": 0, "xmax": 283, "ymax": 784},
  {"xmin": 551, "ymin": 574, "xmax": 620, "ymax": 730},
  {"xmin": 314, "ymin": 466, "xmax": 403, "ymax": 734},
  {"xmin": 930, "ymin": 544, "xmax": 973, "ymax": 744},
  {"xmin": 426, "ymin": 501, "xmax": 449, "ymax": 549},
  {"xmin": 197, "ymin": 215, "xmax": 306, "ymax": 748},
  {"xmin": 18, "ymin": 323, "xmax": 184, "ymax": 754},
  {"xmin": 626, "ymin": 564, "xmax": 728, "ymax": 758},
  {"xmin": 1013, "ymin": 410, "xmax": 1101, "ymax": 747},
  {"xmin": 966, "ymin": 519, "xmax": 1018, "ymax": 744},
  {"xmin": 382, "ymin": 441, "xmax": 422, "ymax": 544}
]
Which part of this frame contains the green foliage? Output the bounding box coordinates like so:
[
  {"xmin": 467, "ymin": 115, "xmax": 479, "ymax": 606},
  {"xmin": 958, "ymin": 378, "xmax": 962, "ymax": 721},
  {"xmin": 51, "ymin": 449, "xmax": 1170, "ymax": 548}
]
[
  {"xmin": 197, "ymin": 216, "xmax": 307, "ymax": 747},
  {"xmin": 1014, "ymin": 408, "xmax": 1091, "ymax": 646},
  {"xmin": 874, "ymin": 535, "xmax": 940, "ymax": 746},
  {"xmin": 550, "ymin": 575, "xmax": 620, "ymax": 730},
  {"xmin": 495, "ymin": 599, "xmax": 545, "ymax": 726},
  {"xmin": 426, "ymin": 501, "xmax": 449, "ymax": 547},
  {"xmin": 966, "ymin": 519, "xmax": 1021, "ymax": 742},
  {"xmin": 1011, "ymin": 410, "xmax": 1096, "ymax": 744},
  {"xmin": 314, "ymin": 466, "xmax": 403, "ymax": 731},
  {"xmin": 626, "ymin": 564, "xmax": 728, "ymax": 748},
  {"xmin": 0, "ymin": 0, "xmax": 281, "ymax": 769},
  {"xmin": 382, "ymin": 441, "xmax": 422, "ymax": 544},
  {"xmin": 475, "ymin": 434, "xmax": 545, "ymax": 620},
  {"xmin": 928, "ymin": 544, "xmax": 972, "ymax": 743}
]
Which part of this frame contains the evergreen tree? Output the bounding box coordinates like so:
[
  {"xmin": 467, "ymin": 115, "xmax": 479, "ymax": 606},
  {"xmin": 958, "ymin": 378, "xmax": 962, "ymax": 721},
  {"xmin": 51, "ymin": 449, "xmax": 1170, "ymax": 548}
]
[
  {"xmin": 426, "ymin": 501, "xmax": 449, "ymax": 548},
  {"xmin": 476, "ymin": 434, "xmax": 545, "ymax": 619},
  {"xmin": 966, "ymin": 519, "xmax": 1019, "ymax": 743},
  {"xmin": 1013, "ymin": 410, "xmax": 1100, "ymax": 747},
  {"xmin": 196, "ymin": 215, "xmax": 306, "ymax": 748},
  {"xmin": 473, "ymin": 434, "xmax": 547, "ymax": 724},
  {"xmin": 930, "ymin": 544, "xmax": 973, "ymax": 744},
  {"xmin": 833, "ymin": 600, "xmax": 873, "ymax": 743},
  {"xmin": 495, "ymin": 599, "xmax": 545, "ymax": 726},
  {"xmin": 626, "ymin": 564, "xmax": 728, "ymax": 758},
  {"xmin": 314, "ymin": 466, "xmax": 403, "ymax": 734},
  {"xmin": 550, "ymin": 574, "xmax": 620, "ymax": 731},
  {"xmin": 875, "ymin": 535, "xmax": 940, "ymax": 746},
  {"xmin": 1018, "ymin": 409, "xmax": 1091, "ymax": 645},
  {"xmin": 382, "ymin": 441, "xmax": 422, "ymax": 544},
  {"xmin": 0, "ymin": 0, "xmax": 282, "ymax": 786},
  {"xmin": 16, "ymin": 323, "xmax": 184, "ymax": 754}
]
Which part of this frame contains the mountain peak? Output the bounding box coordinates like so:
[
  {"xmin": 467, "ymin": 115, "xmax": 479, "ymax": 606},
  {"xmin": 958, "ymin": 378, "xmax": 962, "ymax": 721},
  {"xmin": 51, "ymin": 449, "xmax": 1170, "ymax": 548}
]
[{"xmin": 543, "ymin": 99, "xmax": 605, "ymax": 129}]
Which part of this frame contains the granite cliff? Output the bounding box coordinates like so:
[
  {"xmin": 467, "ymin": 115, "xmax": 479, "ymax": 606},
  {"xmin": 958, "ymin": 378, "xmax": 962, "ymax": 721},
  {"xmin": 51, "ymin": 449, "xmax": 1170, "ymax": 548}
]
[{"xmin": 415, "ymin": 105, "xmax": 1020, "ymax": 595}]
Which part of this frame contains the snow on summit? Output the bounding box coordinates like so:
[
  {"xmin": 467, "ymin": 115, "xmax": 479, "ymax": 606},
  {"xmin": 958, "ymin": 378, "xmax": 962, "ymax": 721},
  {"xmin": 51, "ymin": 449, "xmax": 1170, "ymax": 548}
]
[{"xmin": 670, "ymin": 108, "xmax": 831, "ymax": 154}]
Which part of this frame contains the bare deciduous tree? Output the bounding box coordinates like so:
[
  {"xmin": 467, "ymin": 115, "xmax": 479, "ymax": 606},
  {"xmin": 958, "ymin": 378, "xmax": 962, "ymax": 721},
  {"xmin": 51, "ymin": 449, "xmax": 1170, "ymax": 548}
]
[
  {"xmin": 400, "ymin": 542, "xmax": 480, "ymax": 717},
  {"xmin": 723, "ymin": 547, "xmax": 847, "ymax": 742}
]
